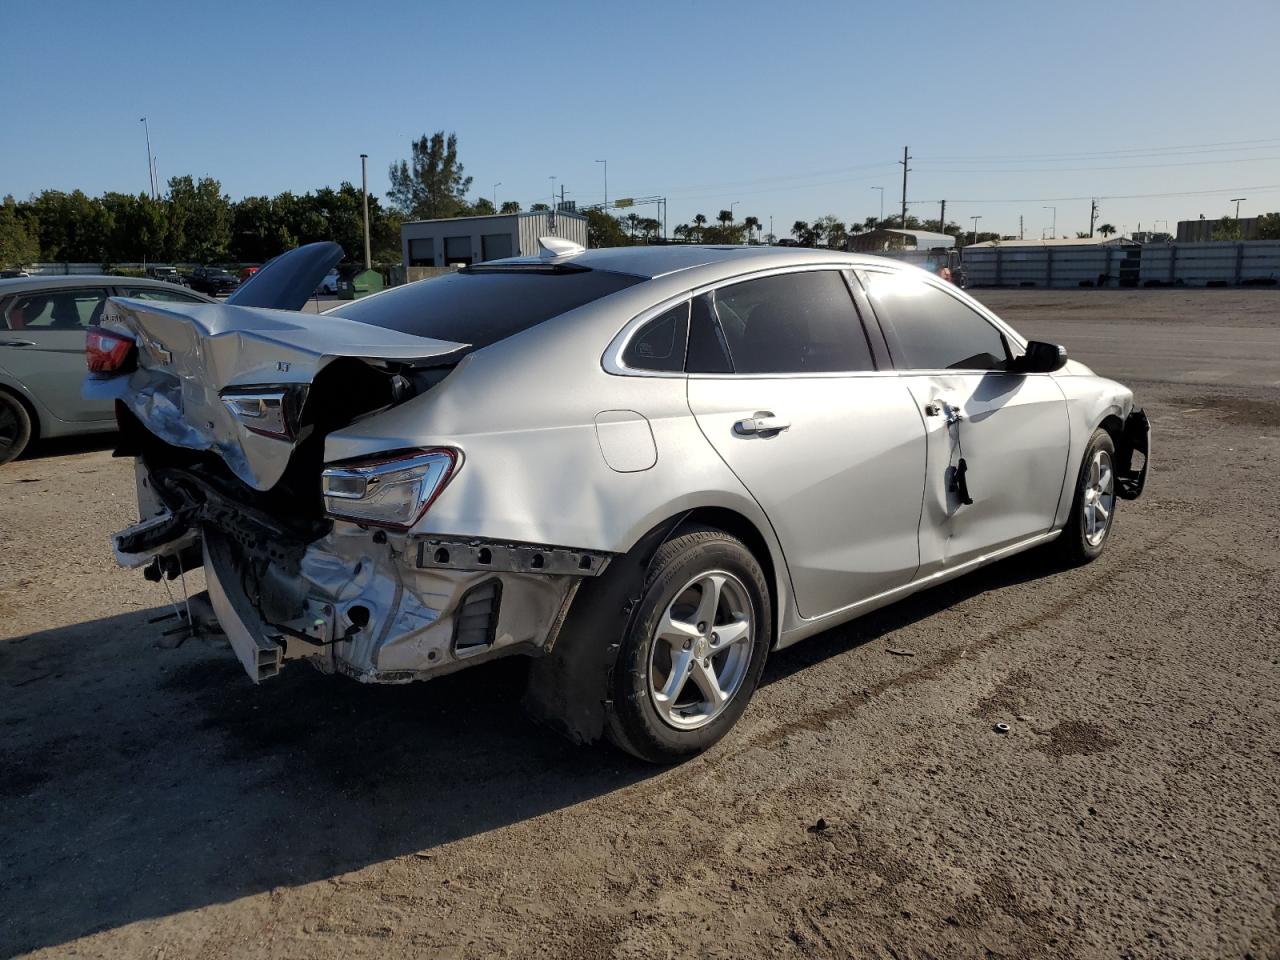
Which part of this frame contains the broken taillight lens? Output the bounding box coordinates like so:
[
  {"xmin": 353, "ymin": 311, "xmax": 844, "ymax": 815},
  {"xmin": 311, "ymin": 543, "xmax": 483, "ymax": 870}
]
[
  {"xmin": 321, "ymin": 448, "xmax": 460, "ymax": 531},
  {"xmin": 86, "ymin": 328, "xmax": 137, "ymax": 374}
]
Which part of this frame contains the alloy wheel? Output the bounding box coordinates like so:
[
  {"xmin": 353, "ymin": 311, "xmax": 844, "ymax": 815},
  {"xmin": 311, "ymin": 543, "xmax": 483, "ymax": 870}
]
[
  {"xmin": 647, "ymin": 570, "xmax": 756, "ymax": 731},
  {"xmin": 1082, "ymin": 448, "xmax": 1116, "ymax": 546}
]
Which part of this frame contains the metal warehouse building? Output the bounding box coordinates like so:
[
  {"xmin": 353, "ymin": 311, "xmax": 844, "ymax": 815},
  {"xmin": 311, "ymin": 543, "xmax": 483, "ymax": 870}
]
[{"xmin": 400, "ymin": 210, "xmax": 589, "ymax": 269}]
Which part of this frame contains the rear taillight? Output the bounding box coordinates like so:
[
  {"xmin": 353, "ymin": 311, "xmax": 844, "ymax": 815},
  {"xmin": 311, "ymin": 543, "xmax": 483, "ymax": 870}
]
[
  {"xmin": 86, "ymin": 328, "xmax": 136, "ymax": 374},
  {"xmin": 321, "ymin": 448, "xmax": 460, "ymax": 531}
]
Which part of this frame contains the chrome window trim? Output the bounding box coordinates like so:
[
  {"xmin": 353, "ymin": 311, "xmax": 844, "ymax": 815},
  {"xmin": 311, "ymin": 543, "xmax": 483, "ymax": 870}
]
[{"xmin": 602, "ymin": 261, "xmax": 880, "ymax": 379}]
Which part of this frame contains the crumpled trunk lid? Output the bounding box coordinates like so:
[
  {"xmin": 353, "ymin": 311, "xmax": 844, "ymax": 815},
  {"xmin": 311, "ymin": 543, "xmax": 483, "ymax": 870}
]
[{"xmin": 91, "ymin": 297, "xmax": 466, "ymax": 491}]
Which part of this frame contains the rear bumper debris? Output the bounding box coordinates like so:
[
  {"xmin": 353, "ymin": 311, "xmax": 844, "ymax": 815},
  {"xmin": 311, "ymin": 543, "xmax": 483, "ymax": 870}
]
[
  {"xmin": 1117, "ymin": 407, "xmax": 1150, "ymax": 500},
  {"xmin": 113, "ymin": 465, "xmax": 611, "ymax": 685}
]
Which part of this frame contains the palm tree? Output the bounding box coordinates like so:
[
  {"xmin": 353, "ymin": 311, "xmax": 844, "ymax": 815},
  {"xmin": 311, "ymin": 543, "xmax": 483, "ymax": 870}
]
[
  {"xmin": 742, "ymin": 215, "xmax": 761, "ymax": 244},
  {"xmin": 717, "ymin": 209, "xmax": 734, "ymax": 228},
  {"xmin": 1097, "ymin": 223, "xmax": 1116, "ymax": 237},
  {"xmin": 693, "ymin": 213, "xmax": 707, "ymax": 242},
  {"xmin": 792, "ymin": 220, "xmax": 809, "ymax": 243},
  {"xmin": 624, "ymin": 212, "xmax": 640, "ymax": 238}
]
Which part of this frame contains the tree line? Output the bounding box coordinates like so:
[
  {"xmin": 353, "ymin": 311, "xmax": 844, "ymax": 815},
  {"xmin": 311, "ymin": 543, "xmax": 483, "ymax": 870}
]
[{"xmin": 6, "ymin": 126, "xmax": 1279, "ymax": 269}]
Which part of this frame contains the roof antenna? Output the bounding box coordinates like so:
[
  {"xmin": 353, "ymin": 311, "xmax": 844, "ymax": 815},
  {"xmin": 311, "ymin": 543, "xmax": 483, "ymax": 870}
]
[{"xmin": 537, "ymin": 236, "xmax": 585, "ymax": 259}]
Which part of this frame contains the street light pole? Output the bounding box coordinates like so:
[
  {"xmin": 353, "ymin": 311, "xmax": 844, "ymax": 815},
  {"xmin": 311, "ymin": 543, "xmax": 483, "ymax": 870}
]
[
  {"xmin": 1232, "ymin": 197, "xmax": 1246, "ymax": 221},
  {"xmin": 596, "ymin": 159, "xmax": 607, "ymax": 209},
  {"xmin": 1043, "ymin": 205, "xmax": 1057, "ymax": 239},
  {"xmin": 493, "ymin": 182, "xmax": 501, "ymax": 209},
  {"xmin": 871, "ymin": 186, "xmax": 884, "ymax": 223},
  {"xmin": 360, "ymin": 154, "xmax": 371, "ymax": 270},
  {"xmin": 139, "ymin": 117, "xmax": 156, "ymax": 199},
  {"xmin": 970, "ymin": 215, "xmax": 982, "ymax": 246}
]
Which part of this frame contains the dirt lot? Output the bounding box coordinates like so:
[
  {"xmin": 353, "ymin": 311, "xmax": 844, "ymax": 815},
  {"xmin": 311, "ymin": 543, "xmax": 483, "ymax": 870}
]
[{"xmin": 1, "ymin": 289, "xmax": 1277, "ymax": 960}]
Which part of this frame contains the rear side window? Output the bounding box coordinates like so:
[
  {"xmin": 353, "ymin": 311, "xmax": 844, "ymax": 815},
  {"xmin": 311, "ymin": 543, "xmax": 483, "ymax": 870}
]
[
  {"xmin": 623, "ymin": 302, "xmax": 688, "ymax": 372},
  {"xmin": 333, "ymin": 268, "xmax": 644, "ymax": 349},
  {"xmin": 859, "ymin": 271, "xmax": 1010, "ymax": 371},
  {"xmin": 686, "ymin": 294, "xmax": 732, "ymax": 373},
  {"xmin": 712, "ymin": 270, "xmax": 874, "ymax": 374}
]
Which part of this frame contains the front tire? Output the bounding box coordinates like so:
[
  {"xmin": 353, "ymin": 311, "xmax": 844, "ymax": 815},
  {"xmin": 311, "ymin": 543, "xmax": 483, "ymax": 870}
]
[
  {"xmin": 1055, "ymin": 428, "xmax": 1118, "ymax": 565},
  {"xmin": 0, "ymin": 391, "xmax": 33, "ymax": 465},
  {"xmin": 606, "ymin": 525, "xmax": 771, "ymax": 763}
]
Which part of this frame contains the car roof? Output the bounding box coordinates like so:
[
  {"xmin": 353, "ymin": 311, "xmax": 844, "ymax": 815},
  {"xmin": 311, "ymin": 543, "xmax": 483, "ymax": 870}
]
[
  {"xmin": 518, "ymin": 244, "xmax": 895, "ymax": 281},
  {"xmin": 0, "ymin": 274, "xmax": 195, "ymax": 293}
]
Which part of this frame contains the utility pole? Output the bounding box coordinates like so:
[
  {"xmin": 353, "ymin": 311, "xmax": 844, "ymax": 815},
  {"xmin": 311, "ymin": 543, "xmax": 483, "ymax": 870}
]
[
  {"xmin": 871, "ymin": 186, "xmax": 884, "ymax": 224},
  {"xmin": 1019, "ymin": 214, "xmax": 1024, "ymax": 240},
  {"xmin": 360, "ymin": 154, "xmax": 371, "ymax": 270},
  {"xmin": 769, "ymin": 215, "xmax": 774, "ymax": 244},
  {"xmin": 1043, "ymin": 205, "xmax": 1057, "ymax": 239},
  {"xmin": 970, "ymin": 215, "xmax": 982, "ymax": 246},
  {"xmin": 492, "ymin": 182, "xmax": 501, "ymax": 208},
  {"xmin": 139, "ymin": 117, "xmax": 156, "ymax": 199},
  {"xmin": 898, "ymin": 146, "xmax": 911, "ymax": 229},
  {"xmin": 938, "ymin": 200, "xmax": 946, "ymax": 233},
  {"xmin": 1089, "ymin": 198, "xmax": 1098, "ymax": 238},
  {"xmin": 1232, "ymin": 197, "xmax": 1246, "ymax": 221},
  {"xmin": 596, "ymin": 159, "xmax": 607, "ymax": 209},
  {"xmin": 560, "ymin": 184, "xmax": 566, "ymax": 209}
]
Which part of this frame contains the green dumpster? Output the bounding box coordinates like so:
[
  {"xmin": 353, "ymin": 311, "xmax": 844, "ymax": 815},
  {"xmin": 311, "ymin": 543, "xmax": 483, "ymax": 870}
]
[{"xmin": 338, "ymin": 268, "xmax": 384, "ymax": 300}]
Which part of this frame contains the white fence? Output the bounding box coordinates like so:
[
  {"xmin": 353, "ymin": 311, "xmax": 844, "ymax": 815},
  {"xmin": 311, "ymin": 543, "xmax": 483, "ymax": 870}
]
[
  {"xmin": 1138, "ymin": 241, "xmax": 1280, "ymax": 286},
  {"xmin": 958, "ymin": 241, "xmax": 1280, "ymax": 288}
]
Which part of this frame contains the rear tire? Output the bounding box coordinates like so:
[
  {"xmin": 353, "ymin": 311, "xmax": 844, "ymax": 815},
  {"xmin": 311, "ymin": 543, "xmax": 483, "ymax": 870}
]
[
  {"xmin": 1055, "ymin": 428, "xmax": 1117, "ymax": 565},
  {"xmin": 0, "ymin": 391, "xmax": 33, "ymax": 465},
  {"xmin": 605, "ymin": 525, "xmax": 771, "ymax": 763}
]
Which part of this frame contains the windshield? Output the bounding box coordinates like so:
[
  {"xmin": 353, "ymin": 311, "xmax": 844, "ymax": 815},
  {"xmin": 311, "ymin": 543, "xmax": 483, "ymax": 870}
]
[{"xmin": 332, "ymin": 268, "xmax": 644, "ymax": 349}]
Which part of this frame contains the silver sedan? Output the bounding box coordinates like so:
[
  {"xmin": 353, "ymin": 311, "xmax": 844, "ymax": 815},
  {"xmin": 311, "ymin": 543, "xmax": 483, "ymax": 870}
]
[{"xmin": 99, "ymin": 242, "xmax": 1148, "ymax": 762}]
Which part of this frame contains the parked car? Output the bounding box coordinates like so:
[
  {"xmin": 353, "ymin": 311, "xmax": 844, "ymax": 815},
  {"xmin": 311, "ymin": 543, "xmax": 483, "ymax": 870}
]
[
  {"xmin": 186, "ymin": 266, "xmax": 239, "ymax": 296},
  {"xmin": 317, "ymin": 268, "xmax": 339, "ymax": 295},
  {"xmin": 239, "ymin": 266, "xmax": 260, "ymax": 283},
  {"xmin": 0, "ymin": 269, "xmax": 31, "ymax": 279},
  {"xmin": 0, "ymin": 275, "xmax": 215, "ymax": 463},
  {"xmin": 145, "ymin": 265, "xmax": 188, "ymax": 286},
  {"xmin": 99, "ymin": 241, "xmax": 1148, "ymax": 762}
]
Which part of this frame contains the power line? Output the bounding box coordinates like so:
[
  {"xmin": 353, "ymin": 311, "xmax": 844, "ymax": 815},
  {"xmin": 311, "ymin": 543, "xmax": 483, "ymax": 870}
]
[
  {"xmin": 917, "ymin": 137, "xmax": 1280, "ymax": 163},
  {"xmin": 917, "ymin": 155, "xmax": 1280, "ymax": 175},
  {"xmin": 904, "ymin": 183, "xmax": 1280, "ymax": 205}
]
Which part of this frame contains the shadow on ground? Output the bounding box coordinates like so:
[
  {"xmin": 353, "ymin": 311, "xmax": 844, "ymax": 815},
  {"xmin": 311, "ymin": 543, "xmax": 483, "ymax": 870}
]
[{"xmin": 0, "ymin": 548, "xmax": 1061, "ymax": 955}]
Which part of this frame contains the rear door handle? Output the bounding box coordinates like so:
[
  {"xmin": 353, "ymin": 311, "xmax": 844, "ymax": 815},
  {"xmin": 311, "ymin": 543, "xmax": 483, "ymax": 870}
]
[
  {"xmin": 0, "ymin": 339, "xmax": 36, "ymax": 348},
  {"xmin": 735, "ymin": 413, "xmax": 791, "ymax": 436}
]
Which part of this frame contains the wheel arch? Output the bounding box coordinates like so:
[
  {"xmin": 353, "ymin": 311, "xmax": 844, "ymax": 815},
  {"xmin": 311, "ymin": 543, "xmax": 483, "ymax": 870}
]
[{"xmin": 669, "ymin": 506, "xmax": 783, "ymax": 649}]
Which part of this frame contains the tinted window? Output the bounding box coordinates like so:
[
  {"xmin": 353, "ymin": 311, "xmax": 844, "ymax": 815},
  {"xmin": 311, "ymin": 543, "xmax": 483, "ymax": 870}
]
[
  {"xmin": 860, "ymin": 271, "xmax": 1009, "ymax": 371},
  {"xmin": 686, "ymin": 294, "xmax": 732, "ymax": 374},
  {"xmin": 712, "ymin": 270, "xmax": 873, "ymax": 374},
  {"xmin": 3, "ymin": 288, "xmax": 108, "ymax": 330},
  {"xmin": 623, "ymin": 303, "xmax": 688, "ymax": 372},
  {"xmin": 333, "ymin": 268, "xmax": 644, "ymax": 349}
]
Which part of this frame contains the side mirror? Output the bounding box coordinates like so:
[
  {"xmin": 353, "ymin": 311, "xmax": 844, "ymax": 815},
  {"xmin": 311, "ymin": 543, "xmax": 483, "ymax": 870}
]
[{"xmin": 1015, "ymin": 340, "xmax": 1067, "ymax": 373}]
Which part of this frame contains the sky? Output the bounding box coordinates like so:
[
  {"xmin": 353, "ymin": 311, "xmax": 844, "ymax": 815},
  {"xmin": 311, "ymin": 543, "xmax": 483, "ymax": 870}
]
[{"xmin": 4, "ymin": 0, "xmax": 1280, "ymax": 240}]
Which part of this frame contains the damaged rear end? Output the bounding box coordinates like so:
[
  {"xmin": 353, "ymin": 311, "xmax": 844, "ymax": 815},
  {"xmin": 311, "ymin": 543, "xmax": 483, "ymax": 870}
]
[{"xmin": 96, "ymin": 246, "xmax": 607, "ymax": 685}]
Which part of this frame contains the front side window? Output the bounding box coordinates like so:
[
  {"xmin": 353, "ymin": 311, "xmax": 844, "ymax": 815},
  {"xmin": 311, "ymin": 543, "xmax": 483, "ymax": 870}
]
[
  {"xmin": 2, "ymin": 288, "xmax": 108, "ymax": 330},
  {"xmin": 622, "ymin": 302, "xmax": 688, "ymax": 372},
  {"xmin": 859, "ymin": 271, "xmax": 1010, "ymax": 371},
  {"xmin": 711, "ymin": 270, "xmax": 874, "ymax": 374}
]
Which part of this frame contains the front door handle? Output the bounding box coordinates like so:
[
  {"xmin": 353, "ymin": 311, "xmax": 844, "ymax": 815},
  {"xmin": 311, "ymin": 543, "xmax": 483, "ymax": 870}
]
[
  {"xmin": 0, "ymin": 339, "xmax": 36, "ymax": 348},
  {"xmin": 735, "ymin": 413, "xmax": 791, "ymax": 436}
]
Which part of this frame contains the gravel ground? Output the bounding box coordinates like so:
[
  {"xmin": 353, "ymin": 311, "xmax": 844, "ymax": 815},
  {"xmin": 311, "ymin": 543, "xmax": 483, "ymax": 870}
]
[{"xmin": 1, "ymin": 289, "xmax": 1277, "ymax": 960}]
